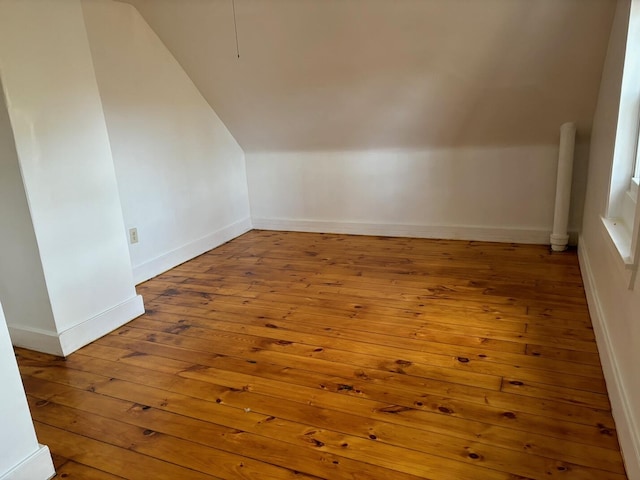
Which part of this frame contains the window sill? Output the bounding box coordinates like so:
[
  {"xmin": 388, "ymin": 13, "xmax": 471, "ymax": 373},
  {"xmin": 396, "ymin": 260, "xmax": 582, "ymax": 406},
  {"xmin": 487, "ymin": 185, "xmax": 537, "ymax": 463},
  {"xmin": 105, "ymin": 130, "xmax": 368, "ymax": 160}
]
[{"xmin": 601, "ymin": 216, "xmax": 635, "ymax": 267}]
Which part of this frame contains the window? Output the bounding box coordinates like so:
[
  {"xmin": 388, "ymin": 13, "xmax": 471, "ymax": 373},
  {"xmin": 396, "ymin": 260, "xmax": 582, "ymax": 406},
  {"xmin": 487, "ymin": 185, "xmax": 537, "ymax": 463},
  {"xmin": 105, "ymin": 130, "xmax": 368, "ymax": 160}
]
[
  {"xmin": 621, "ymin": 121, "xmax": 640, "ymax": 229},
  {"xmin": 602, "ymin": 0, "xmax": 640, "ymax": 277}
]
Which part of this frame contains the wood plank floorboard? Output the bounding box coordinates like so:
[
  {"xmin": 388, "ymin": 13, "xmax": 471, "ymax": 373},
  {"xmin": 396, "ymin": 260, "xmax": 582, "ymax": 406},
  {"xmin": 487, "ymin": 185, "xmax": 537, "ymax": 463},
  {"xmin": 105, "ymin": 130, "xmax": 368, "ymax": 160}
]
[{"xmin": 16, "ymin": 230, "xmax": 627, "ymax": 479}]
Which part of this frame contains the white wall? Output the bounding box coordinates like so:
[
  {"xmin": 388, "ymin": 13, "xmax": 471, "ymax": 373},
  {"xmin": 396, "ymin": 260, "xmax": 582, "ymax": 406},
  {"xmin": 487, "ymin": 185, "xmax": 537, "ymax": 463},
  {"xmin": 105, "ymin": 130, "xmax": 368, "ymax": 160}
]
[
  {"xmin": 0, "ymin": 302, "xmax": 54, "ymax": 480},
  {"xmin": 82, "ymin": 0, "xmax": 251, "ymax": 284},
  {"xmin": 0, "ymin": 78, "xmax": 57, "ymax": 343},
  {"xmin": 0, "ymin": 0, "xmax": 143, "ymax": 355},
  {"xmin": 248, "ymin": 145, "xmax": 588, "ymax": 243},
  {"xmin": 126, "ymin": 0, "xmax": 602, "ymax": 245},
  {"xmin": 124, "ymin": 0, "xmax": 615, "ymax": 153},
  {"xmin": 579, "ymin": 1, "xmax": 640, "ymax": 478}
]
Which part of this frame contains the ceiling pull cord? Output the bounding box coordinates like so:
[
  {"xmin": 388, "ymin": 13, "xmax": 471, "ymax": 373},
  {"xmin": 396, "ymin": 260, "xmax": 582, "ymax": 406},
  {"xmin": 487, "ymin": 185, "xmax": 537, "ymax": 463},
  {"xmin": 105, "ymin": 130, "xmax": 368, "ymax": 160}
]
[{"xmin": 232, "ymin": 0, "xmax": 240, "ymax": 58}]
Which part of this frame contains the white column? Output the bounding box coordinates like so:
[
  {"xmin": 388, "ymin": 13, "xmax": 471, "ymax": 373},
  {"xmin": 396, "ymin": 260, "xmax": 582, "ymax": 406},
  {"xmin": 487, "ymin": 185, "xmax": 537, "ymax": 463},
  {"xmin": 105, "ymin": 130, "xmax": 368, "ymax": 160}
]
[
  {"xmin": 550, "ymin": 122, "xmax": 577, "ymax": 252},
  {"xmin": 0, "ymin": 0, "xmax": 144, "ymax": 356}
]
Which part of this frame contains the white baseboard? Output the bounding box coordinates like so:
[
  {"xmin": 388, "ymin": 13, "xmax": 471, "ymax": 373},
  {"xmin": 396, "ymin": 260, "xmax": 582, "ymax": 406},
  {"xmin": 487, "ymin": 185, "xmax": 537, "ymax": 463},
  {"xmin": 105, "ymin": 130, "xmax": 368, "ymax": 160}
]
[
  {"xmin": 7, "ymin": 325, "xmax": 64, "ymax": 357},
  {"xmin": 578, "ymin": 237, "xmax": 640, "ymax": 480},
  {"xmin": 133, "ymin": 217, "xmax": 252, "ymax": 284},
  {"xmin": 9, "ymin": 295, "xmax": 144, "ymax": 357},
  {"xmin": 252, "ymin": 217, "xmax": 565, "ymax": 245},
  {"xmin": 0, "ymin": 445, "xmax": 55, "ymax": 480},
  {"xmin": 58, "ymin": 295, "xmax": 144, "ymax": 356}
]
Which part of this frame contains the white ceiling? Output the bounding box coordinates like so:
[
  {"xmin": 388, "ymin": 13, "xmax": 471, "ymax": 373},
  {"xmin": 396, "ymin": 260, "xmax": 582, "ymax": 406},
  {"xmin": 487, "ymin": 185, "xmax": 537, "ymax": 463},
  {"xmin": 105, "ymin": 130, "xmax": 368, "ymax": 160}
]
[{"xmin": 121, "ymin": 0, "xmax": 616, "ymax": 152}]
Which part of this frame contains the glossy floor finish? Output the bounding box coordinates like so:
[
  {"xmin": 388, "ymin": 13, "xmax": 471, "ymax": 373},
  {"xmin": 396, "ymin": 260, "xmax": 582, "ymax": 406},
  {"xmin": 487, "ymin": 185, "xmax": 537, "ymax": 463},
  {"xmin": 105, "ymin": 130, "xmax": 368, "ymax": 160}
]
[{"xmin": 16, "ymin": 230, "xmax": 627, "ymax": 479}]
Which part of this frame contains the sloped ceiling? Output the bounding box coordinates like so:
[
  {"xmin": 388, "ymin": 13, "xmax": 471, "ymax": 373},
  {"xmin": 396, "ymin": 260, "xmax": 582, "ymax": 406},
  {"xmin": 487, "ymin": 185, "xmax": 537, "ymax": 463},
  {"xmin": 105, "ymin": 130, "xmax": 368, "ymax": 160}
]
[{"xmin": 120, "ymin": 0, "xmax": 616, "ymax": 152}]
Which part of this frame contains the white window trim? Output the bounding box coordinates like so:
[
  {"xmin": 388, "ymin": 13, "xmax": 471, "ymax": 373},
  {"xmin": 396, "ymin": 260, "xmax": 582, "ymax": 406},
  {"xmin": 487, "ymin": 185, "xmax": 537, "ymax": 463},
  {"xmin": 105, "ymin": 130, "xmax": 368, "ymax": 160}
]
[
  {"xmin": 602, "ymin": 0, "xmax": 640, "ymax": 289},
  {"xmin": 631, "ymin": 123, "xmax": 640, "ymax": 198},
  {"xmin": 621, "ymin": 139, "xmax": 640, "ymax": 231}
]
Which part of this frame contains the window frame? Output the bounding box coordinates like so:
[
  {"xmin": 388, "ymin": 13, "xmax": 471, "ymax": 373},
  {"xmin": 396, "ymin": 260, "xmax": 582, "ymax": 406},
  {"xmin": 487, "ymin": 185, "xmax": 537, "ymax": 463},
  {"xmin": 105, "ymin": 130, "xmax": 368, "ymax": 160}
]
[
  {"xmin": 602, "ymin": 0, "xmax": 640, "ymax": 282},
  {"xmin": 632, "ymin": 115, "xmax": 640, "ymax": 195}
]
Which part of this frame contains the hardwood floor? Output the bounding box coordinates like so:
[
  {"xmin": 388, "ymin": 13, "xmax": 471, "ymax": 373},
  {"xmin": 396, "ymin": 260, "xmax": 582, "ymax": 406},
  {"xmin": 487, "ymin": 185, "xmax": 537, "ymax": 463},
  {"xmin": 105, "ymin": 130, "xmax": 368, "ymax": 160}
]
[{"xmin": 16, "ymin": 230, "xmax": 627, "ymax": 479}]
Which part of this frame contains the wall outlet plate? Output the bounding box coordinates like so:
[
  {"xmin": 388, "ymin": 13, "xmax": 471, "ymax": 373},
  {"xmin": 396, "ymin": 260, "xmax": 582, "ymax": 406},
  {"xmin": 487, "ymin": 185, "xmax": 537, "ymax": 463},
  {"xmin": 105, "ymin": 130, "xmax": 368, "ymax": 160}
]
[{"xmin": 129, "ymin": 227, "xmax": 139, "ymax": 244}]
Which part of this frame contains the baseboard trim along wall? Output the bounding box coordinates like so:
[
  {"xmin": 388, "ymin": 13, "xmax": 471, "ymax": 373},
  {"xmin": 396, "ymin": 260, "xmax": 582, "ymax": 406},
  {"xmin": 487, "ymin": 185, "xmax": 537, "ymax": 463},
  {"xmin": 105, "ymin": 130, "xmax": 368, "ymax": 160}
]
[
  {"xmin": 578, "ymin": 238, "xmax": 640, "ymax": 480},
  {"xmin": 58, "ymin": 295, "xmax": 144, "ymax": 356},
  {"xmin": 7, "ymin": 325, "xmax": 65, "ymax": 357},
  {"xmin": 132, "ymin": 217, "xmax": 253, "ymax": 284},
  {"xmin": 8, "ymin": 295, "xmax": 144, "ymax": 357},
  {"xmin": 251, "ymin": 217, "xmax": 569, "ymax": 245},
  {"xmin": 0, "ymin": 445, "xmax": 55, "ymax": 480}
]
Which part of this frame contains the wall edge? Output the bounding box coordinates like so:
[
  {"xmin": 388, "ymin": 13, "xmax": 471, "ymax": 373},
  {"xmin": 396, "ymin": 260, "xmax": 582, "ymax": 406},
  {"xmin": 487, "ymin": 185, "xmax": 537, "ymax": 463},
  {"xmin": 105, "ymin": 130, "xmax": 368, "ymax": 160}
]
[
  {"xmin": 132, "ymin": 216, "xmax": 252, "ymax": 284},
  {"xmin": 578, "ymin": 236, "xmax": 640, "ymax": 480},
  {"xmin": 251, "ymin": 218, "xmax": 565, "ymax": 245}
]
